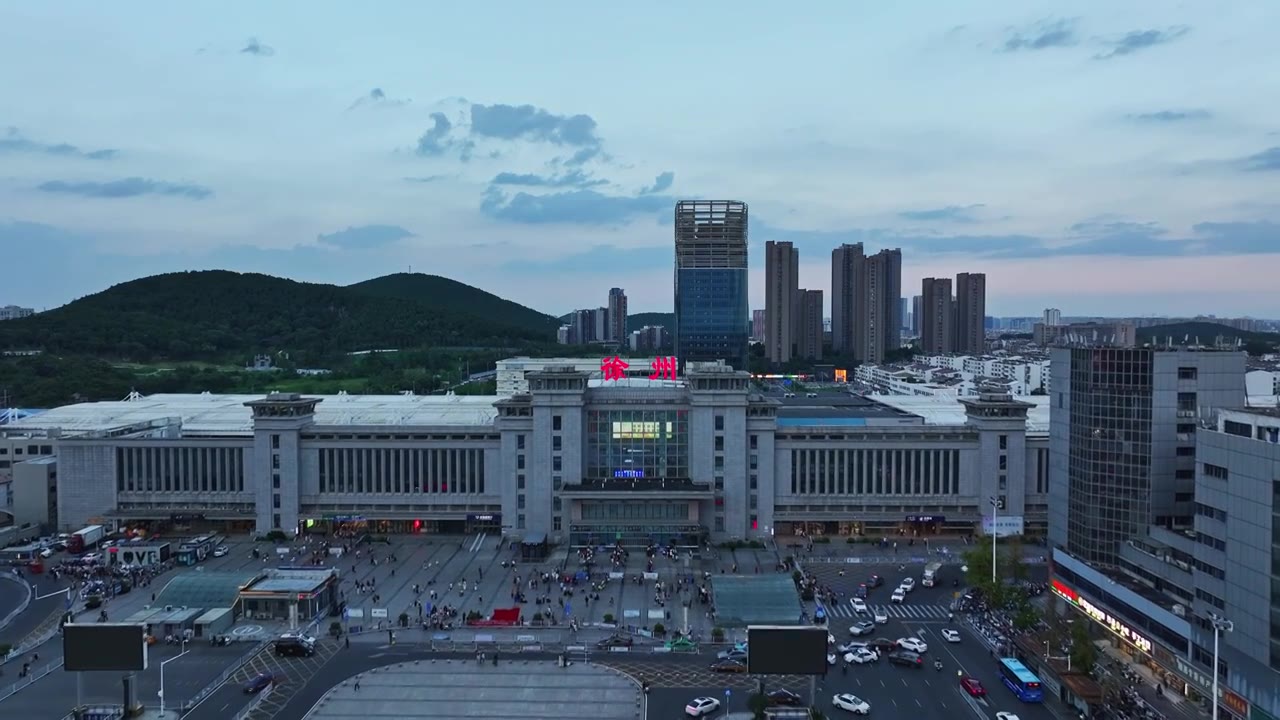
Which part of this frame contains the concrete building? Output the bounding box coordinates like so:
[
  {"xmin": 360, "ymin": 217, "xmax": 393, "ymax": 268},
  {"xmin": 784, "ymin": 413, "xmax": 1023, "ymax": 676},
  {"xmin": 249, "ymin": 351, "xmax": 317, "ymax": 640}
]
[
  {"xmin": 674, "ymin": 200, "xmax": 749, "ymax": 371},
  {"xmin": 1055, "ymin": 405, "xmax": 1280, "ymax": 719},
  {"xmin": 764, "ymin": 240, "xmax": 799, "ymax": 364},
  {"xmin": 751, "ymin": 309, "xmax": 766, "ymax": 342},
  {"xmin": 627, "ymin": 326, "xmax": 669, "ymax": 353},
  {"xmin": 1048, "ymin": 348, "xmax": 1248, "ymax": 568},
  {"xmin": 558, "ymin": 308, "xmax": 609, "ymax": 345},
  {"xmin": 796, "ymin": 289, "xmax": 823, "ymax": 360},
  {"xmin": 911, "ymin": 295, "xmax": 922, "ymax": 336},
  {"xmin": 831, "ymin": 244, "xmax": 902, "ymax": 364},
  {"xmin": 1043, "ymin": 308, "xmax": 1062, "ymax": 327},
  {"xmin": 1034, "ymin": 321, "xmax": 1136, "ymax": 348},
  {"xmin": 954, "ymin": 272, "xmax": 987, "ymax": 355},
  {"xmin": 920, "ymin": 278, "xmax": 954, "ymax": 354},
  {"xmin": 606, "ymin": 288, "xmax": 628, "ymax": 343},
  {"xmin": 0, "ymin": 305, "xmax": 35, "ymax": 321},
  {"xmin": 5, "ymin": 364, "xmax": 1056, "ymax": 544}
]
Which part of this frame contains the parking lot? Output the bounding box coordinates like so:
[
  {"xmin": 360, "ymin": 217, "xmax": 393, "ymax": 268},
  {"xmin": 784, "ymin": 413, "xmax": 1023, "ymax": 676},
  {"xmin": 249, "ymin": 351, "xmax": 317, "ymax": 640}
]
[{"xmin": 225, "ymin": 637, "xmax": 342, "ymax": 719}]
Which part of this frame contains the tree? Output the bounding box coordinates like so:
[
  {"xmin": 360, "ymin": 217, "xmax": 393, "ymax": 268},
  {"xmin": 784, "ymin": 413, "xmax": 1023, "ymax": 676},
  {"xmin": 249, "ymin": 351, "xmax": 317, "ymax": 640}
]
[
  {"xmin": 1000, "ymin": 537, "xmax": 1029, "ymax": 582},
  {"xmin": 1068, "ymin": 620, "xmax": 1097, "ymax": 673},
  {"xmin": 961, "ymin": 537, "xmax": 997, "ymax": 592},
  {"xmin": 1012, "ymin": 599, "xmax": 1040, "ymax": 631}
]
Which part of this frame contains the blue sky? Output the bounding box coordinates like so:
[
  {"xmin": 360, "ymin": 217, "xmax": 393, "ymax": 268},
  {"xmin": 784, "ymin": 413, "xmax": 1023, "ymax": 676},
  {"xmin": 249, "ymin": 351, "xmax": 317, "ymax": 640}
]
[{"xmin": 2, "ymin": 1, "xmax": 1279, "ymax": 318}]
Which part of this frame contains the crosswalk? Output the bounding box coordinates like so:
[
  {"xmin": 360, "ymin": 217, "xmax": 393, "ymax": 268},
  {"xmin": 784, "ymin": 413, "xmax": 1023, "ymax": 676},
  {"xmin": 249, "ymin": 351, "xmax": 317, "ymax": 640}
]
[{"xmin": 823, "ymin": 601, "xmax": 953, "ymax": 620}]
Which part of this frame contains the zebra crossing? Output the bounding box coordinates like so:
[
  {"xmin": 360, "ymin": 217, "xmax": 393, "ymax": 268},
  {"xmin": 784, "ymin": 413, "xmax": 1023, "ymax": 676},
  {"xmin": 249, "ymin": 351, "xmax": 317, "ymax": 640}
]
[{"xmin": 824, "ymin": 600, "xmax": 953, "ymax": 620}]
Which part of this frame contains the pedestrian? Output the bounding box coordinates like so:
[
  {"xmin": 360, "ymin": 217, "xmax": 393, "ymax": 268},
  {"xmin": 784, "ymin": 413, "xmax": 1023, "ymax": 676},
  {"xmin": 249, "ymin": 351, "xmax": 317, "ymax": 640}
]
[{"xmin": 353, "ymin": 679, "xmax": 360, "ymax": 691}]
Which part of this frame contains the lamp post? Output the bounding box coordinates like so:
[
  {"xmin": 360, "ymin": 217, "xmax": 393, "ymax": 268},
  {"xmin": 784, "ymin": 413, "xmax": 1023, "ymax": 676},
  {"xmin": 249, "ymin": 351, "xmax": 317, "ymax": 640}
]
[
  {"xmin": 159, "ymin": 639, "xmax": 189, "ymax": 718},
  {"xmin": 989, "ymin": 497, "xmax": 1000, "ymax": 584},
  {"xmin": 1209, "ymin": 614, "xmax": 1233, "ymax": 720}
]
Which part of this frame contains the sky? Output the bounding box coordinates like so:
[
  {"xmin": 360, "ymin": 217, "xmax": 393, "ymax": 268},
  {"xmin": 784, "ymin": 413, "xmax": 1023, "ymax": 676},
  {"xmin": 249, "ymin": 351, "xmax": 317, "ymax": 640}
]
[{"xmin": 2, "ymin": 1, "xmax": 1279, "ymax": 319}]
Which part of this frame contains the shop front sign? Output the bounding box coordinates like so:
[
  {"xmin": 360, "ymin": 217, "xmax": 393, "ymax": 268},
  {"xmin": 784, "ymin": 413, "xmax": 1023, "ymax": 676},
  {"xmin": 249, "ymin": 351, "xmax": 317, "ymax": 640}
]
[
  {"xmin": 1222, "ymin": 690, "xmax": 1249, "ymax": 719},
  {"xmin": 906, "ymin": 515, "xmax": 945, "ymax": 523},
  {"xmin": 1174, "ymin": 656, "xmax": 1214, "ymax": 695},
  {"xmin": 1051, "ymin": 579, "xmax": 1154, "ymax": 654}
]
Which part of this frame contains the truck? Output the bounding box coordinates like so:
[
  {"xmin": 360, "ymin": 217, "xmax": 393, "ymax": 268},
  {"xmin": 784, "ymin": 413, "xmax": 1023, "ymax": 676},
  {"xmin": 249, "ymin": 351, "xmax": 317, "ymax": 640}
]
[
  {"xmin": 921, "ymin": 561, "xmax": 943, "ymax": 588},
  {"xmin": 67, "ymin": 525, "xmax": 106, "ymax": 554}
]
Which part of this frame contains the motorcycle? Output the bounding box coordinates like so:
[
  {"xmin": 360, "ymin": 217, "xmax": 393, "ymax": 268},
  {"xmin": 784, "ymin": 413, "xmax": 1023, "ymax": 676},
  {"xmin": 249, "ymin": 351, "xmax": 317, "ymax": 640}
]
[{"xmin": 934, "ymin": 660, "xmax": 943, "ymax": 672}]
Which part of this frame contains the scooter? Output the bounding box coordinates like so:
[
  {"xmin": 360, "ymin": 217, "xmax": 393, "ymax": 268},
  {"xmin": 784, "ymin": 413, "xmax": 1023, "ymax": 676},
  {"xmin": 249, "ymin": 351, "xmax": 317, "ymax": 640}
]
[{"xmin": 934, "ymin": 660, "xmax": 943, "ymax": 672}]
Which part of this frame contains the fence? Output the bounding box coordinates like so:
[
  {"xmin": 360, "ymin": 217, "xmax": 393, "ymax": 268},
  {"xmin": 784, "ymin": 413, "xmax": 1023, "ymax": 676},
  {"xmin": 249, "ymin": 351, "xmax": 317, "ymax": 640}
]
[
  {"xmin": 180, "ymin": 640, "xmax": 269, "ymax": 714},
  {"xmin": 0, "ymin": 657, "xmax": 65, "ymax": 703},
  {"xmin": 0, "ymin": 570, "xmax": 33, "ymax": 629},
  {"xmin": 58, "ymin": 704, "xmax": 125, "ymax": 720}
]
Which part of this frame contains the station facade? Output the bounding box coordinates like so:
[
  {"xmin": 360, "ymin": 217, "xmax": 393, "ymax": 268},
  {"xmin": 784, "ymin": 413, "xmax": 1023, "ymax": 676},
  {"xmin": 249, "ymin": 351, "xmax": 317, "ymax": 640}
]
[{"xmin": 9, "ymin": 359, "xmax": 1051, "ymax": 547}]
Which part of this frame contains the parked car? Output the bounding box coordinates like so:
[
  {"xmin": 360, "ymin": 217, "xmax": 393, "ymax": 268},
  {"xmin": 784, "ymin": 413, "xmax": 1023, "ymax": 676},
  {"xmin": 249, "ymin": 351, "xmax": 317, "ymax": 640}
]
[
  {"xmin": 709, "ymin": 659, "xmax": 748, "ymax": 673},
  {"xmin": 832, "ymin": 693, "xmax": 871, "ymax": 714},
  {"xmin": 960, "ymin": 677, "xmax": 987, "ymax": 697},
  {"xmin": 685, "ymin": 697, "xmax": 721, "ymax": 717},
  {"xmin": 941, "ymin": 629, "xmax": 961, "ymax": 643},
  {"xmin": 717, "ymin": 649, "xmax": 747, "ymax": 662}
]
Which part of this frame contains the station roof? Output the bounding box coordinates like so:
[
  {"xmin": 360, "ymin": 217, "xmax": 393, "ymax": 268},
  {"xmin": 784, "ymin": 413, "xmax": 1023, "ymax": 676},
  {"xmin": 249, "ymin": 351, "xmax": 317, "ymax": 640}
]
[
  {"xmin": 152, "ymin": 569, "xmax": 262, "ymax": 609},
  {"xmin": 876, "ymin": 394, "xmax": 1051, "ymax": 433},
  {"xmin": 710, "ymin": 574, "xmax": 804, "ymax": 627},
  {"xmin": 773, "ymin": 392, "xmax": 1050, "ymax": 433},
  {"xmin": 244, "ymin": 568, "xmax": 336, "ymax": 594},
  {"xmin": 4, "ymin": 392, "xmax": 501, "ymax": 435}
]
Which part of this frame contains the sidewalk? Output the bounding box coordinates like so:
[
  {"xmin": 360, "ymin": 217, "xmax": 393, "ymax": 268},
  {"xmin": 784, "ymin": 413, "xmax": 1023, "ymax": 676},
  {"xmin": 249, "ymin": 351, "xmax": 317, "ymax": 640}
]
[{"xmin": 1098, "ymin": 643, "xmax": 1206, "ymax": 720}]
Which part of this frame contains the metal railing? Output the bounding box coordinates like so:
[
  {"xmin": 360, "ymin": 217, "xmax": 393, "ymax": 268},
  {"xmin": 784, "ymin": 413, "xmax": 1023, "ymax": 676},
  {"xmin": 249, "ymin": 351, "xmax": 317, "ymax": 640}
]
[
  {"xmin": 0, "ymin": 570, "xmax": 34, "ymax": 629},
  {"xmin": 180, "ymin": 640, "xmax": 268, "ymax": 713},
  {"xmin": 58, "ymin": 704, "xmax": 125, "ymax": 720},
  {"xmin": 0, "ymin": 657, "xmax": 65, "ymax": 703}
]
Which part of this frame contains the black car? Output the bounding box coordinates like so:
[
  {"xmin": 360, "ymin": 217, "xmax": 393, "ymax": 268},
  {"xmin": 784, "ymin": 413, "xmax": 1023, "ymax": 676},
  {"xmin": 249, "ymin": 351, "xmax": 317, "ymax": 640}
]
[
  {"xmin": 766, "ymin": 690, "xmax": 803, "ymax": 706},
  {"xmin": 596, "ymin": 634, "xmax": 633, "ymax": 649},
  {"xmin": 867, "ymin": 575, "xmax": 884, "ymax": 588},
  {"xmin": 274, "ymin": 638, "xmax": 315, "ymax": 657},
  {"xmin": 887, "ymin": 650, "xmax": 923, "ymax": 668},
  {"xmin": 854, "ymin": 584, "xmax": 868, "ymax": 599},
  {"xmin": 869, "ymin": 637, "xmax": 898, "ymax": 653},
  {"xmin": 709, "ymin": 659, "xmax": 748, "ymax": 673}
]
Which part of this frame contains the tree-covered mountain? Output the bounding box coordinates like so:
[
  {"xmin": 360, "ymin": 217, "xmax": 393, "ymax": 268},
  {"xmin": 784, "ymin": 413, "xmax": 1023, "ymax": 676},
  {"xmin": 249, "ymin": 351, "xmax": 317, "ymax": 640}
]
[
  {"xmin": 627, "ymin": 312, "xmax": 674, "ymax": 333},
  {"xmin": 346, "ymin": 273, "xmax": 560, "ymax": 335},
  {"xmin": 0, "ymin": 271, "xmax": 558, "ymax": 361}
]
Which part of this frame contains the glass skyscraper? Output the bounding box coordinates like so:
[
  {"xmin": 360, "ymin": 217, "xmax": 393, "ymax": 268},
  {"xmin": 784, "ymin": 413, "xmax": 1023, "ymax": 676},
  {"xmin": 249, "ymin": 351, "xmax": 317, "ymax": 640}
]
[{"xmin": 673, "ymin": 200, "xmax": 749, "ymax": 371}]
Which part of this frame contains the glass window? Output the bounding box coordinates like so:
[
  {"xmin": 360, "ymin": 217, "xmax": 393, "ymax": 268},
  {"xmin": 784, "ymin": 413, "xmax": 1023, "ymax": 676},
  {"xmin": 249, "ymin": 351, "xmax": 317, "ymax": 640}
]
[
  {"xmin": 586, "ymin": 409, "xmax": 690, "ymax": 480},
  {"xmin": 517, "ymin": 454, "xmax": 525, "ymax": 470},
  {"xmin": 517, "ymin": 514, "xmax": 525, "ymax": 529},
  {"xmin": 517, "ymin": 474, "xmax": 525, "ymax": 490},
  {"xmin": 715, "ymin": 415, "xmax": 725, "ymax": 431},
  {"xmin": 714, "ymin": 436, "xmax": 724, "ymax": 452},
  {"xmin": 517, "ymin": 434, "xmax": 525, "ymax": 450},
  {"xmin": 553, "ymin": 456, "xmax": 562, "ymax": 472},
  {"xmin": 676, "ymin": 267, "xmax": 749, "ymax": 370},
  {"xmin": 750, "ymin": 434, "xmax": 758, "ymax": 450},
  {"xmin": 553, "ymin": 415, "xmax": 562, "ymax": 431},
  {"xmin": 517, "ymin": 495, "xmax": 525, "ymax": 509},
  {"xmin": 553, "ymin": 436, "xmax": 562, "ymax": 451},
  {"xmin": 998, "ymin": 434, "xmax": 1007, "ymax": 450}
]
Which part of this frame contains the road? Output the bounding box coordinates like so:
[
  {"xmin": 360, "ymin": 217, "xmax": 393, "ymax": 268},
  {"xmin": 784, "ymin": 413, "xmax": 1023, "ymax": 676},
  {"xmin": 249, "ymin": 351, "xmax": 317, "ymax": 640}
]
[{"xmin": 0, "ymin": 574, "xmax": 28, "ymax": 627}]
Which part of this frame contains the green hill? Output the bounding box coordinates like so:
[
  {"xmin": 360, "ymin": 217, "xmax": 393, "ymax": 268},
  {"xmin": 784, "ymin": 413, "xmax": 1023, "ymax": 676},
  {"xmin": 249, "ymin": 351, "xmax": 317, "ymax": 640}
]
[
  {"xmin": 0, "ymin": 270, "xmax": 556, "ymax": 361},
  {"xmin": 628, "ymin": 312, "xmax": 674, "ymax": 333},
  {"xmin": 1136, "ymin": 321, "xmax": 1280, "ymax": 346},
  {"xmin": 347, "ymin": 273, "xmax": 560, "ymax": 335}
]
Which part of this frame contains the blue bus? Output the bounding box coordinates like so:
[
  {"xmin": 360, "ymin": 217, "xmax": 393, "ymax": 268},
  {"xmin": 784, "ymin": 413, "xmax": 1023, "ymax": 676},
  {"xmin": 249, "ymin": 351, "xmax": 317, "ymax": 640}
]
[{"xmin": 998, "ymin": 658, "xmax": 1044, "ymax": 702}]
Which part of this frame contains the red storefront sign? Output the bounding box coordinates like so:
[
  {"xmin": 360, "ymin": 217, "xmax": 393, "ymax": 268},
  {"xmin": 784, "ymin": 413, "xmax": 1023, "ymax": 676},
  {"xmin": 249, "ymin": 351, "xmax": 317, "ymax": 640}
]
[
  {"xmin": 600, "ymin": 356, "xmax": 678, "ymax": 381},
  {"xmin": 1222, "ymin": 690, "xmax": 1249, "ymax": 718}
]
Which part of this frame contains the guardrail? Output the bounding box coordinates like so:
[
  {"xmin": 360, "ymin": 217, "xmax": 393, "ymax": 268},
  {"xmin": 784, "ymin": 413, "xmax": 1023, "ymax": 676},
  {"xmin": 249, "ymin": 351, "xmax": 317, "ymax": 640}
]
[
  {"xmin": 232, "ymin": 680, "xmax": 275, "ymax": 720},
  {"xmin": 57, "ymin": 703, "xmax": 125, "ymax": 720},
  {"xmin": 180, "ymin": 640, "xmax": 269, "ymax": 714},
  {"xmin": 0, "ymin": 657, "xmax": 64, "ymax": 703},
  {"xmin": 0, "ymin": 571, "xmax": 34, "ymax": 630}
]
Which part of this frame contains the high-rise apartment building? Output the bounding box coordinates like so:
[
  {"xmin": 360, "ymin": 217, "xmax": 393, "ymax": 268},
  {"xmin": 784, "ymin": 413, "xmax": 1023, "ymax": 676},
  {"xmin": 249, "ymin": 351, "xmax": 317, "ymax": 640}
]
[
  {"xmin": 1047, "ymin": 347, "xmax": 1247, "ymax": 568},
  {"xmin": 674, "ymin": 200, "xmax": 749, "ymax": 371},
  {"xmin": 911, "ymin": 295, "xmax": 922, "ymax": 336},
  {"xmin": 920, "ymin": 278, "xmax": 954, "ymax": 354},
  {"xmin": 954, "ymin": 272, "xmax": 987, "ymax": 355},
  {"xmin": 606, "ymin": 288, "xmax": 628, "ymax": 343},
  {"xmin": 797, "ymin": 289, "xmax": 823, "ymax": 360},
  {"xmin": 1043, "ymin": 308, "xmax": 1062, "ymax": 326},
  {"xmin": 765, "ymin": 241, "xmax": 800, "ymax": 364},
  {"xmin": 751, "ymin": 309, "xmax": 766, "ymax": 342},
  {"xmin": 831, "ymin": 244, "xmax": 901, "ymax": 364}
]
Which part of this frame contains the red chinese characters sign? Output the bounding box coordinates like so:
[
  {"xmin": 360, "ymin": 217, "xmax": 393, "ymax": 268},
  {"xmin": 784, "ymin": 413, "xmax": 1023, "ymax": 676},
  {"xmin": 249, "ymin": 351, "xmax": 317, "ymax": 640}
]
[{"xmin": 600, "ymin": 356, "xmax": 678, "ymax": 381}]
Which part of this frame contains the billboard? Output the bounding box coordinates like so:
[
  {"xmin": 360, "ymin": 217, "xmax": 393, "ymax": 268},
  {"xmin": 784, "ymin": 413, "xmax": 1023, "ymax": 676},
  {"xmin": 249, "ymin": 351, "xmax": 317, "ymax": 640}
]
[
  {"xmin": 747, "ymin": 625, "xmax": 828, "ymax": 676},
  {"xmin": 63, "ymin": 623, "xmax": 148, "ymax": 672}
]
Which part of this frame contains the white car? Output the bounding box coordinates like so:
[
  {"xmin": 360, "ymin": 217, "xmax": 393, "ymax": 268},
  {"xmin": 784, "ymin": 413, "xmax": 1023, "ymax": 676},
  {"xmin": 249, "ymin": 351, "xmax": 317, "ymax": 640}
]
[
  {"xmin": 851, "ymin": 598, "xmax": 868, "ymax": 613},
  {"xmin": 837, "ymin": 641, "xmax": 868, "ymax": 653},
  {"xmin": 900, "ymin": 577, "xmax": 916, "ymax": 592},
  {"xmin": 849, "ymin": 620, "xmax": 875, "ymax": 636},
  {"xmin": 845, "ymin": 649, "xmax": 878, "ymax": 665},
  {"xmin": 828, "ymin": 633, "xmax": 836, "ymax": 645},
  {"xmin": 686, "ymin": 697, "xmax": 721, "ymax": 717},
  {"xmin": 941, "ymin": 629, "xmax": 961, "ymax": 643},
  {"xmin": 832, "ymin": 693, "xmax": 871, "ymax": 714},
  {"xmin": 213, "ymin": 545, "xmax": 229, "ymax": 557},
  {"xmin": 996, "ymin": 714, "xmax": 1021, "ymax": 720},
  {"xmin": 873, "ymin": 610, "xmax": 889, "ymax": 624},
  {"xmin": 827, "ymin": 652, "xmax": 838, "ymax": 665},
  {"xmin": 891, "ymin": 589, "xmax": 906, "ymax": 604},
  {"xmin": 897, "ymin": 637, "xmax": 928, "ymax": 653}
]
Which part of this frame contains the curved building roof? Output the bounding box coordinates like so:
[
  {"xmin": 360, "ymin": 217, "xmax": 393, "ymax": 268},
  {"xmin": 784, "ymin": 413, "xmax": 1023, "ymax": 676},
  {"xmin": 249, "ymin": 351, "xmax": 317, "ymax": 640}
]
[{"xmin": 153, "ymin": 569, "xmax": 262, "ymax": 609}]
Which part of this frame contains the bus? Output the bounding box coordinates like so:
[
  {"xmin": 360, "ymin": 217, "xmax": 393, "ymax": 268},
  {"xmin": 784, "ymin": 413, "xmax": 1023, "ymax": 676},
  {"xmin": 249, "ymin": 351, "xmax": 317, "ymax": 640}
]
[{"xmin": 998, "ymin": 658, "xmax": 1044, "ymax": 702}]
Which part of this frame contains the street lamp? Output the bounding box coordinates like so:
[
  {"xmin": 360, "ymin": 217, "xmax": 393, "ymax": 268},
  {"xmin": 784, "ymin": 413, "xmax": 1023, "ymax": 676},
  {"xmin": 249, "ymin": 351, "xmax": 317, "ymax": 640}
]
[
  {"xmin": 159, "ymin": 639, "xmax": 189, "ymax": 718},
  {"xmin": 1209, "ymin": 614, "xmax": 1233, "ymax": 720},
  {"xmin": 989, "ymin": 496, "xmax": 1000, "ymax": 584}
]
